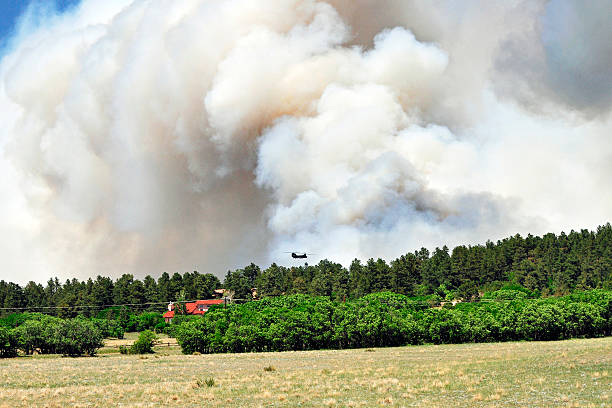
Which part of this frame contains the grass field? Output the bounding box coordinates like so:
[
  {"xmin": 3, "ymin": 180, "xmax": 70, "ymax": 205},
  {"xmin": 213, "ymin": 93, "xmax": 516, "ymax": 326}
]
[
  {"xmin": 0, "ymin": 337, "xmax": 610, "ymax": 407},
  {"xmin": 102, "ymin": 332, "xmax": 177, "ymax": 350}
]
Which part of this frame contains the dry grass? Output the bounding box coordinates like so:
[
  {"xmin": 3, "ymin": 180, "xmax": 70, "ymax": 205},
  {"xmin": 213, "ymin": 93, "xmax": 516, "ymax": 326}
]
[
  {"xmin": 102, "ymin": 332, "xmax": 177, "ymax": 349},
  {"xmin": 0, "ymin": 337, "xmax": 610, "ymax": 407}
]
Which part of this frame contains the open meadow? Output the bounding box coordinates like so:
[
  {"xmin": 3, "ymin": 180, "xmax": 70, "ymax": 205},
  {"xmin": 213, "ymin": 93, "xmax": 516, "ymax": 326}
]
[{"xmin": 0, "ymin": 337, "xmax": 610, "ymax": 407}]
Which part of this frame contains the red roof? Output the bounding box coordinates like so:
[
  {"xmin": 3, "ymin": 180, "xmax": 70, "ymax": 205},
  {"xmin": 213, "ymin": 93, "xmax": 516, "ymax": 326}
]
[
  {"xmin": 185, "ymin": 299, "xmax": 225, "ymax": 315},
  {"xmin": 164, "ymin": 299, "xmax": 224, "ymax": 318}
]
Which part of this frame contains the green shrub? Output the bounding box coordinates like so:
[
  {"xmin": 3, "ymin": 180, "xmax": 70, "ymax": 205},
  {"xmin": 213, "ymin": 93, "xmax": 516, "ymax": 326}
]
[
  {"xmin": 517, "ymin": 302, "xmax": 566, "ymax": 341},
  {"xmin": 13, "ymin": 319, "xmax": 46, "ymax": 355},
  {"xmin": 154, "ymin": 322, "xmax": 168, "ymax": 333},
  {"xmin": 562, "ymin": 302, "xmax": 605, "ymax": 338},
  {"xmin": 175, "ymin": 318, "xmax": 213, "ymax": 354},
  {"xmin": 0, "ymin": 326, "xmax": 18, "ymax": 358},
  {"xmin": 12, "ymin": 316, "xmax": 62, "ymax": 354},
  {"xmin": 483, "ymin": 289, "xmax": 528, "ymax": 301},
  {"xmin": 425, "ymin": 309, "xmax": 468, "ymax": 344},
  {"xmin": 0, "ymin": 312, "xmax": 46, "ymax": 329},
  {"xmin": 130, "ymin": 330, "xmax": 157, "ymax": 354},
  {"xmin": 92, "ymin": 318, "xmax": 125, "ymax": 339},
  {"xmin": 136, "ymin": 313, "xmax": 164, "ymax": 332},
  {"xmin": 51, "ymin": 318, "xmax": 104, "ymax": 357}
]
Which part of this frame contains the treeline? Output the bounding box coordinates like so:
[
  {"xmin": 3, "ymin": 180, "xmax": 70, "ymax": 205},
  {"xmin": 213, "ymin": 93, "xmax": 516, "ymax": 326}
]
[
  {"xmin": 175, "ymin": 290, "xmax": 612, "ymax": 354},
  {"xmin": 0, "ymin": 317, "xmax": 104, "ymax": 357},
  {"xmin": 0, "ymin": 271, "xmax": 221, "ymax": 316},
  {"xmin": 0, "ymin": 308, "xmax": 172, "ymax": 357},
  {"xmin": 1, "ymin": 224, "xmax": 610, "ymax": 315},
  {"xmin": 226, "ymin": 224, "xmax": 612, "ymax": 300},
  {"xmin": 0, "ymin": 310, "xmax": 172, "ymax": 357},
  {"xmin": 0, "ymin": 308, "xmax": 170, "ymax": 339}
]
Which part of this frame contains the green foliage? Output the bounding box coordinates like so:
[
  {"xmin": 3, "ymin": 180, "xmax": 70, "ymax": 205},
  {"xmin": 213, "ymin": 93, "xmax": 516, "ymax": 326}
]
[
  {"xmin": 174, "ymin": 318, "xmax": 211, "ymax": 354},
  {"xmin": 4, "ymin": 316, "xmax": 105, "ymax": 357},
  {"xmin": 0, "ymin": 326, "xmax": 18, "ymax": 358},
  {"xmin": 154, "ymin": 321, "xmax": 168, "ymax": 333},
  {"xmin": 0, "ymin": 224, "xmax": 609, "ymax": 359},
  {"xmin": 165, "ymin": 314, "xmax": 201, "ymax": 336},
  {"xmin": 224, "ymin": 270, "xmax": 252, "ymax": 299},
  {"xmin": 134, "ymin": 312, "xmax": 164, "ymax": 332},
  {"xmin": 92, "ymin": 318, "xmax": 125, "ymax": 339},
  {"xmin": 483, "ymin": 289, "xmax": 528, "ymax": 301},
  {"xmin": 1, "ymin": 225, "xmax": 610, "ymax": 318},
  {"xmin": 130, "ymin": 330, "xmax": 157, "ymax": 354},
  {"xmin": 174, "ymin": 291, "xmax": 612, "ymax": 355},
  {"xmin": 0, "ymin": 312, "xmax": 46, "ymax": 328},
  {"xmin": 517, "ymin": 302, "xmax": 566, "ymax": 341},
  {"xmin": 12, "ymin": 316, "xmax": 61, "ymax": 354},
  {"xmin": 50, "ymin": 318, "xmax": 104, "ymax": 357}
]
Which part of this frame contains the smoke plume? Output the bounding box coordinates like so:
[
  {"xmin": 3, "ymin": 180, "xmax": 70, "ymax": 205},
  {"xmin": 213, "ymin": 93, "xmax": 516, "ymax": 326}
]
[{"xmin": 0, "ymin": 0, "xmax": 610, "ymax": 283}]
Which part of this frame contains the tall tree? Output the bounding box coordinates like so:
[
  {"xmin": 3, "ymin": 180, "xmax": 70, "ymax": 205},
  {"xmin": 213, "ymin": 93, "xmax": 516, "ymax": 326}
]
[
  {"xmin": 224, "ymin": 270, "xmax": 251, "ymax": 299},
  {"xmin": 157, "ymin": 272, "xmax": 171, "ymax": 302}
]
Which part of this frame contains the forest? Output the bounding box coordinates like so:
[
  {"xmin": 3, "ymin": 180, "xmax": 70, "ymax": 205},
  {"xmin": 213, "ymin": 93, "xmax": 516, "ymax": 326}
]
[
  {"xmin": 0, "ymin": 224, "xmax": 611, "ymax": 356},
  {"xmin": 1, "ymin": 224, "xmax": 610, "ymax": 315}
]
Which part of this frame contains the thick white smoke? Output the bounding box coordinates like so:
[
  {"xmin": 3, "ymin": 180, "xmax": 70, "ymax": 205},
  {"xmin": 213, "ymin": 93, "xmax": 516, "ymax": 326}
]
[{"xmin": 0, "ymin": 0, "xmax": 610, "ymax": 283}]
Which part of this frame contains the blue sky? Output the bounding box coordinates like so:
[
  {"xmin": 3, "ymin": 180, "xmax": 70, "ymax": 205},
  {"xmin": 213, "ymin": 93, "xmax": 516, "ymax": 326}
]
[{"xmin": 0, "ymin": 0, "xmax": 80, "ymax": 50}]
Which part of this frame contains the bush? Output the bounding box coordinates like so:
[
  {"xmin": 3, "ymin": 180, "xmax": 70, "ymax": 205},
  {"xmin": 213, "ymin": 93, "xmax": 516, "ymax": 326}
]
[
  {"xmin": 13, "ymin": 316, "xmax": 63, "ymax": 354},
  {"xmin": 14, "ymin": 319, "xmax": 47, "ymax": 355},
  {"xmin": 130, "ymin": 330, "xmax": 157, "ymax": 354},
  {"xmin": 484, "ymin": 289, "xmax": 528, "ymax": 301},
  {"xmin": 0, "ymin": 326, "xmax": 18, "ymax": 358},
  {"xmin": 0, "ymin": 312, "xmax": 47, "ymax": 329},
  {"xmin": 153, "ymin": 321, "xmax": 168, "ymax": 333},
  {"xmin": 175, "ymin": 318, "xmax": 213, "ymax": 354},
  {"xmin": 517, "ymin": 302, "xmax": 566, "ymax": 341},
  {"xmin": 136, "ymin": 313, "xmax": 164, "ymax": 332},
  {"xmin": 50, "ymin": 318, "xmax": 104, "ymax": 357},
  {"xmin": 562, "ymin": 302, "xmax": 605, "ymax": 338},
  {"xmin": 425, "ymin": 309, "xmax": 468, "ymax": 344},
  {"xmin": 92, "ymin": 318, "xmax": 125, "ymax": 339}
]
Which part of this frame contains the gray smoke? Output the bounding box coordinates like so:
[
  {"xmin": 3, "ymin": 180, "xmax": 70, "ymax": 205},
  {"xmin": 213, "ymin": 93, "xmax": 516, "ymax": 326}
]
[
  {"xmin": 494, "ymin": 0, "xmax": 612, "ymax": 116},
  {"xmin": 0, "ymin": 0, "xmax": 610, "ymax": 284}
]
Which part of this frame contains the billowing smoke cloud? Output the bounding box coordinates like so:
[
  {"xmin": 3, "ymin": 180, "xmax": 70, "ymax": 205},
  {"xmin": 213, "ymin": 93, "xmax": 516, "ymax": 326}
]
[
  {"xmin": 494, "ymin": 0, "xmax": 612, "ymax": 116},
  {"xmin": 0, "ymin": 0, "xmax": 610, "ymax": 284}
]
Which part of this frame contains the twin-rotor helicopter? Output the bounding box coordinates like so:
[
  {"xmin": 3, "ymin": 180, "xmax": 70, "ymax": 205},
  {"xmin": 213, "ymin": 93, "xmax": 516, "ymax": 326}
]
[{"xmin": 284, "ymin": 252, "xmax": 316, "ymax": 259}]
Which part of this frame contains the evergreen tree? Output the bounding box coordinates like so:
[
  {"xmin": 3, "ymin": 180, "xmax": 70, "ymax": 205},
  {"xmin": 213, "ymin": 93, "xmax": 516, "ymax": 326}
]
[
  {"xmin": 348, "ymin": 259, "xmax": 368, "ymax": 298},
  {"xmin": 194, "ymin": 273, "xmax": 220, "ymax": 299},
  {"xmin": 143, "ymin": 275, "xmax": 159, "ymax": 306},
  {"xmin": 157, "ymin": 272, "xmax": 171, "ymax": 302}
]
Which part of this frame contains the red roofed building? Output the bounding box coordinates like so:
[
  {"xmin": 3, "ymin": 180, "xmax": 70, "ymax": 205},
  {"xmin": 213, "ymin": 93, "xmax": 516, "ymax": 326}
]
[{"xmin": 163, "ymin": 299, "xmax": 225, "ymax": 323}]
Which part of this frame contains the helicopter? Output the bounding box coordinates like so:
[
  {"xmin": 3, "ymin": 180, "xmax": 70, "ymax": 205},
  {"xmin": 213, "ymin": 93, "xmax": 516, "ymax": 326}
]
[{"xmin": 284, "ymin": 252, "xmax": 316, "ymax": 259}]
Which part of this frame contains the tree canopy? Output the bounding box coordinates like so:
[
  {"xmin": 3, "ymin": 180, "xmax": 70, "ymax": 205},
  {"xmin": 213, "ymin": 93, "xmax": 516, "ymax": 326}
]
[{"xmin": 0, "ymin": 224, "xmax": 610, "ymax": 316}]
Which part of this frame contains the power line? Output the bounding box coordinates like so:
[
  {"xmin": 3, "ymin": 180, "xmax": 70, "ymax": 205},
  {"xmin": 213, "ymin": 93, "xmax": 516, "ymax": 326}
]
[
  {"xmin": 0, "ymin": 299, "xmax": 210, "ymax": 311},
  {"xmin": 0, "ymin": 295, "xmax": 527, "ymax": 312}
]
